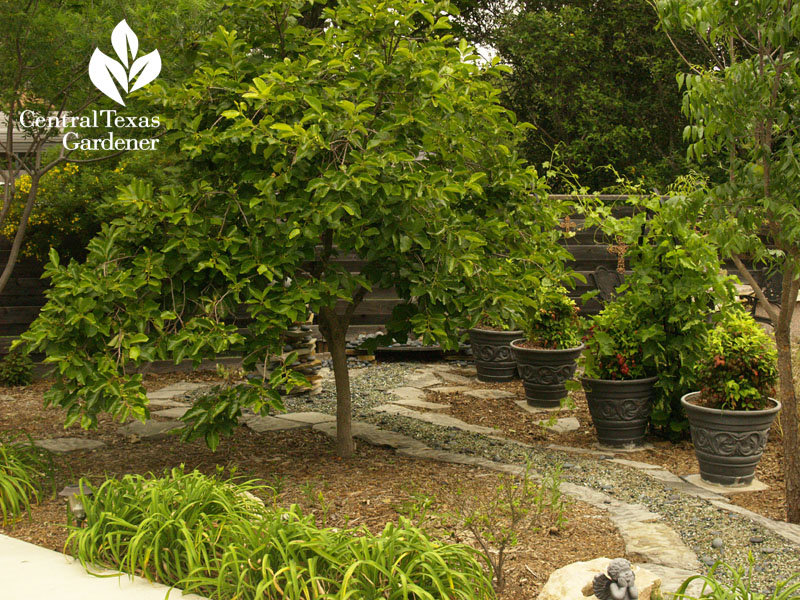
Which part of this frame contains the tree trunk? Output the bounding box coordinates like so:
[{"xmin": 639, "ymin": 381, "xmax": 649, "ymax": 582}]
[
  {"xmin": 0, "ymin": 175, "xmax": 40, "ymax": 296},
  {"xmin": 776, "ymin": 277, "xmax": 800, "ymax": 522},
  {"xmin": 318, "ymin": 308, "xmax": 355, "ymax": 458}
]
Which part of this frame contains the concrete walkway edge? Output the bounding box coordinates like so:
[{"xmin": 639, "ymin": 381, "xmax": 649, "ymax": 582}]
[{"xmin": 0, "ymin": 533, "xmax": 206, "ymax": 600}]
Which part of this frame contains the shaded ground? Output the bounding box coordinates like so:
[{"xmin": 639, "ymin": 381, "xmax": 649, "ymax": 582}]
[
  {"xmin": 0, "ymin": 373, "xmax": 626, "ymax": 600},
  {"xmin": 439, "ymin": 378, "xmax": 787, "ymax": 521}
]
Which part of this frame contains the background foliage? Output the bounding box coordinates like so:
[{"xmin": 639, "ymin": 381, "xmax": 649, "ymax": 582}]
[{"xmin": 451, "ymin": 0, "xmax": 708, "ymax": 190}]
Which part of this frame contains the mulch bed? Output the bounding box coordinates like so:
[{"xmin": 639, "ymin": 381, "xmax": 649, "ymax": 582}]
[
  {"xmin": 0, "ymin": 372, "xmax": 626, "ymax": 600},
  {"xmin": 440, "ymin": 378, "xmax": 788, "ymax": 521}
]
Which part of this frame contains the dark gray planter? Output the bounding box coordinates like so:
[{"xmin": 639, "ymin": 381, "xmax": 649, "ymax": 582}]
[
  {"xmin": 468, "ymin": 328, "xmax": 523, "ymax": 382},
  {"xmin": 510, "ymin": 340, "xmax": 584, "ymax": 407},
  {"xmin": 681, "ymin": 392, "xmax": 781, "ymax": 486},
  {"xmin": 581, "ymin": 376, "xmax": 657, "ymax": 447}
]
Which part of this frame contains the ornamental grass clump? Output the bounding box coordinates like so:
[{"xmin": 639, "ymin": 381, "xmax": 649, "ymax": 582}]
[
  {"xmin": 69, "ymin": 468, "xmax": 495, "ymax": 600},
  {"xmin": 68, "ymin": 466, "xmax": 269, "ymax": 584},
  {"xmin": 0, "ymin": 434, "xmax": 54, "ymax": 524},
  {"xmin": 694, "ymin": 308, "xmax": 778, "ymax": 411}
]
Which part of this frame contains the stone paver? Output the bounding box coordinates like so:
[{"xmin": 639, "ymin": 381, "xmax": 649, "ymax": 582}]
[
  {"xmin": 373, "ymin": 403, "xmax": 497, "ymax": 435},
  {"xmin": 547, "ymin": 444, "xmax": 613, "ymax": 458},
  {"xmin": 515, "ymin": 400, "xmax": 564, "ymax": 414},
  {"xmin": 463, "ymin": 389, "xmax": 515, "ymax": 400},
  {"xmin": 146, "ymin": 398, "xmax": 189, "ymax": 408},
  {"xmin": 435, "ymin": 371, "xmax": 474, "ymax": 386},
  {"xmin": 428, "ymin": 385, "xmax": 471, "ymax": 394},
  {"xmin": 33, "ymin": 438, "xmax": 105, "ymax": 454},
  {"xmin": 610, "ymin": 458, "xmax": 665, "ymax": 470},
  {"xmin": 392, "ymin": 398, "xmax": 450, "ymax": 410},
  {"xmin": 541, "ymin": 416, "xmax": 580, "ymax": 434},
  {"xmin": 118, "ymin": 420, "xmax": 183, "ymax": 440},
  {"xmin": 639, "ymin": 563, "xmax": 705, "ymax": 598},
  {"xmin": 244, "ymin": 415, "xmax": 310, "ymax": 433},
  {"xmin": 314, "ymin": 421, "xmax": 427, "ymax": 452},
  {"xmin": 387, "ymin": 387, "xmax": 449, "ymax": 410},
  {"xmin": 683, "ymin": 473, "xmax": 768, "ymax": 494},
  {"xmin": 615, "ymin": 521, "xmax": 702, "ymax": 570},
  {"xmin": 275, "ymin": 412, "xmax": 336, "ymax": 425},
  {"xmin": 152, "ymin": 407, "xmax": 190, "ymax": 419},
  {"xmin": 146, "ymin": 382, "xmax": 207, "ymax": 400},
  {"xmin": 403, "ymin": 368, "xmax": 442, "ymax": 388}
]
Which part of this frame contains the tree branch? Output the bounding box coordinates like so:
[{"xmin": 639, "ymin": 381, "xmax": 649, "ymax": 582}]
[{"xmin": 731, "ymin": 253, "xmax": 779, "ymax": 324}]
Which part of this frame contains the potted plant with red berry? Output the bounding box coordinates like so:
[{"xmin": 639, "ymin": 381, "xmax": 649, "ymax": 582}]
[
  {"xmin": 681, "ymin": 306, "xmax": 780, "ymax": 486},
  {"xmin": 581, "ymin": 297, "xmax": 659, "ymax": 448}
]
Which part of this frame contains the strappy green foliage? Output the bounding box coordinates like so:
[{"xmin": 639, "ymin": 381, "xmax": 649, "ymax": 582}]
[
  {"xmin": 674, "ymin": 557, "xmax": 800, "ymax": 600},
  {"xmin": 68, "ymin": 467, "xmax": 495, "ymax": 599},
  {"xmin": 0, "ymin": 434, "xmax": 53, "ymax": 524}
]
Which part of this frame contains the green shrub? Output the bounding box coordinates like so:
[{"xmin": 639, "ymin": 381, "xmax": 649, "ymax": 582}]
[
  {"xmin": 0, "ymin": 434, "xmax": 53, "ymax": 524},
  {"xmin": 523, "ymin": 289, "xmax": 583, "ymax": 349},
  {"xmin": 583, "ymin": 296, "xmax": 659, "ymax": 380},
  {"xmin": 0, "ymin": 347, "xmax": 33, "ymax": 386},
  {"xmin": 674, "ymin": 558, "xmax": 800, "ymax": 599},
  {"xmin": 694, "ymin": 308, "xmax": 778, "ymax": 411},
  {"xmin": 579, "ymin": 189, "xmax": 738, "ymax": 435},
  {"xmin": 69, "ymin": 467, "xmax": 495, "ymax": 599},
  {"xmin": 0, "ymin": 152, "xmax": 172, "ymax": 264}
]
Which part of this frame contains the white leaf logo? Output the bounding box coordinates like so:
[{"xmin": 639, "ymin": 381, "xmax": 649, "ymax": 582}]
[
  {"xmin": 88, "ymin": 20, "xmax": 161, "ymax": 106},
  {"xmin": 129, "ymin": 50, "xmax": 162, "ymax": 92},
  {"xmin": 111, "ymin": 20, "xmax": 138, "ymax": 68}
]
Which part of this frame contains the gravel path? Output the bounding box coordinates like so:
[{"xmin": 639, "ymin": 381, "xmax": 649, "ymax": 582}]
[{"xmin": 279, "ymin": 360, "xmax": 800, "ymax": 595}]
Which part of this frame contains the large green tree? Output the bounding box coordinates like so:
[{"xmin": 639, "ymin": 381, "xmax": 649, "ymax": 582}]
[
  {"xmin": 23, "ymin": 0, "xmax": 573, "ymax": 457},
  {"xmin": 657, "ymin": 0, "xmax": 800, "ymax": 522},
  {"xmin": 452, "ymin": 0, "xmax": 706, "ymax": 190}
]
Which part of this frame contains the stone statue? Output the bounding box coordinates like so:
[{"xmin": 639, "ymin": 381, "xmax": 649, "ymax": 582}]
[{"xmin": 593, "ymin": 558, "xmax": 638, "ymax": 600}]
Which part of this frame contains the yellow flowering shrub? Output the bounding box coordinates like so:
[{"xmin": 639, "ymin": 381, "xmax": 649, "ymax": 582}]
[{"xmin": 1, "ymin": 161, "xmax": 128, "ymax": 262}]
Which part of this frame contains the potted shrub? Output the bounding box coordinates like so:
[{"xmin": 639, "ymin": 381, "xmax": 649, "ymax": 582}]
[
  {"xmin": 681, "ymin": 307, "xmax": 780, "ymax": 486},
  {"xmin": 581, "ymin": 299, "xmax": 658, "ymax": 447},
  {"xmin": 468, "ymin": 313, "xmax": 523, "ymax": 382},
  {"xmin": 510, "ymin": 289, "xmax": 583, "ymax": 407}
]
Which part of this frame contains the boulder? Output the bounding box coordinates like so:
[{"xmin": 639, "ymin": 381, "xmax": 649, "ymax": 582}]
[{"xmin": 537, "ymin": 558, "xmax": 661, "ymax": 600}]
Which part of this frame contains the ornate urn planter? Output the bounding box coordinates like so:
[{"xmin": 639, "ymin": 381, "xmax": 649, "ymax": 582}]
[
  {"xmin": 681, "ymin": 392, "xmax": 781, "ymax": 486},
  {"xmin": 468, "ymin": 328, "xmax": 523, "ymax": 382},
  {"xmin": 510, "ymin": 340, "xmax": 584, "ymax": 407},
  {"xmin": 581, "ymin": 376, "xmax": 657, "ymax": 447}
]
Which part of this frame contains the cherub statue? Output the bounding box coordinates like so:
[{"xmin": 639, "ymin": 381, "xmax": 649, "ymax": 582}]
[{"xmin": 593, "ymin": 558, "xmax": 638, "ymax": 600}]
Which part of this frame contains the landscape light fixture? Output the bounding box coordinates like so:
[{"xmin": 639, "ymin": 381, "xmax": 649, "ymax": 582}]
[{"xmin": 58, "ymin": 484, "xmax": 94, "ymax": 526}]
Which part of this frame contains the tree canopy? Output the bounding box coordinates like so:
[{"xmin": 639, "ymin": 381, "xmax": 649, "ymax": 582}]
[
  {"xmin": 23, "ymin": 0, "xmax": 573, "ymax": 456},
  {"xmin": 657, "ymin": 0, "xmax": 800, "ymax": 522}
]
